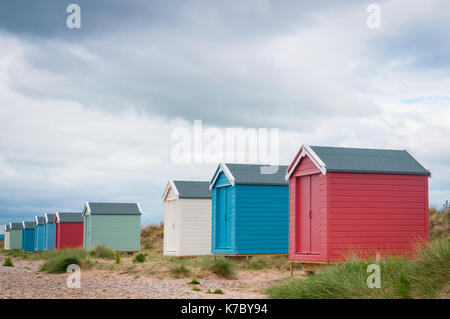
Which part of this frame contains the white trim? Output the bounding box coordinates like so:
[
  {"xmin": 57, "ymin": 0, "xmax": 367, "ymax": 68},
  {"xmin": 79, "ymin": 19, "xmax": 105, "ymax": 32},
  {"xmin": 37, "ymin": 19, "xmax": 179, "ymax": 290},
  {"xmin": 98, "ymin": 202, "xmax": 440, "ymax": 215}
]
[
  {"xmin": 35, "ymin": 216, "xmax": 39, "ymax": 225},
  {"xmin": 136, "ymin": 202, "xmax": 144, "ymax": 215},
  {"xmin": 285, "ymin": 144, "xmax": 327, "ymax": 180},
  {"xmin": 56, "ymin": 212, "xmax": 60, "ymax": 223},
  {"xmin": 162, "ymin": 180, "xmax": 179, "ymax": 201},
  {"xmin": 209, "ymin": 163, "xmax": 236, "ymax": 190},
  {"xmin": 82, "ymin": 202, "xmax": 92, "ymax": 216},
  {"xmin": 22, "ymin": 221, "xmax": 26, "ymax": 229}
]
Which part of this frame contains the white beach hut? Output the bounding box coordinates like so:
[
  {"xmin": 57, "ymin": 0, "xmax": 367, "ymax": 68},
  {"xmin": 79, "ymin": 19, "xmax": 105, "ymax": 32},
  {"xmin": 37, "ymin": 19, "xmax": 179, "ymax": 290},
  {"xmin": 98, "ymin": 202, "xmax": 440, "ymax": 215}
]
[{"xmin": 162, "ymin": 180, "xmax": 212, "ymax": 256}]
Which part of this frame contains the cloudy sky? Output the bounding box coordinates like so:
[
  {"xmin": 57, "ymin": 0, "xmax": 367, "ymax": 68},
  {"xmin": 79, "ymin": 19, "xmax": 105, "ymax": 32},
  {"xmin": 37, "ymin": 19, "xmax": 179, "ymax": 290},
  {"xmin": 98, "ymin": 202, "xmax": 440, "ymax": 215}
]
[{"xmin": 0, "ymin": 0, "xmax": 449, "ymax": 227}]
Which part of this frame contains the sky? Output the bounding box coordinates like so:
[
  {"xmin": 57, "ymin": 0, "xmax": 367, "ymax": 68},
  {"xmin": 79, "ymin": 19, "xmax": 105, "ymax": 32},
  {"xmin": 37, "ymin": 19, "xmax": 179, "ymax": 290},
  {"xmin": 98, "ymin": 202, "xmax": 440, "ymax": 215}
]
[{"xmin": 0, "ymin": 0, "xmax": 449, "ymax": 227}]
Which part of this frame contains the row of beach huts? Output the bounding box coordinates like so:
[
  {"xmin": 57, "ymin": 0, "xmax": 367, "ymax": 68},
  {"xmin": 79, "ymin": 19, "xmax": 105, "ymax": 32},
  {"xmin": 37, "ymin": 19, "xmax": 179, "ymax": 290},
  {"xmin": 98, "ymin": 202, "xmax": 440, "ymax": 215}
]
[
  {"xmin": 3, "ymin": 203, "xmax": 142, "ymax": 252},
  {"xmin": 3, "ymin": 145, "xmax": 431, "ymax": 267},
  {"xmin": 163, "ymin": 145, "xmax": 431, "ymax": 266}
]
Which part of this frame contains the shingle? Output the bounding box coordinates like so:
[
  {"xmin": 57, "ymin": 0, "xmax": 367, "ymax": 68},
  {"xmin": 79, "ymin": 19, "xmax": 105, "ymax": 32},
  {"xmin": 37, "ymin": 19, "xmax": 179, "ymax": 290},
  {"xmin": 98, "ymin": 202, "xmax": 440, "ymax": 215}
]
[
  {"xmin": 173, "ymin": 181, "xmax": 211, "ymax": 199},
  {"xmin": 87, "ymin": 203, "xmax": 142, "ymax": 215},
  {"xmin": 310, "ymin": 146, "xmax": 430, "ymax": 175},
  {"xmin": 226, "ymin": 163, "xmax": 289, "ymax": 185},
  {"xmin": 23, "ymin": 221, "xmax": 35, "ymax": 229},
  {"xmin": 57, "ymin": 212, "xmax": 83, "ymax": 223}
]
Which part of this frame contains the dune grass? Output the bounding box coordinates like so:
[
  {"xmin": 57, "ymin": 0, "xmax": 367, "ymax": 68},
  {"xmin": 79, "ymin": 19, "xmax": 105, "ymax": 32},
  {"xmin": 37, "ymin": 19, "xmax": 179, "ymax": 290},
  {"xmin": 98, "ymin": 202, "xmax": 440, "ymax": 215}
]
[
  {"xmin": 40, "ymin": 249, "xmax": 88, "ymax": 273},
  {"xmin": 89, "ymin": 244, "xmax": 115, "ymax": 259},
  {"xmin": 267, "ymin": 237, "xmax": 449, "ymax": 299}
]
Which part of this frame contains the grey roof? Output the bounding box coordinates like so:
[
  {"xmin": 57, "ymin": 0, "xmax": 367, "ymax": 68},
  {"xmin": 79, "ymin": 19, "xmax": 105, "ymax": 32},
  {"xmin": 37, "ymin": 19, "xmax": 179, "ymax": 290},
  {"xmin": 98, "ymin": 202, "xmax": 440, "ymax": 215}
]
[
  {"xmin": 173, "ymin": 181, "xmax": 211, "ymax": 199},
  {"xmin": 310, "ymin": 146, "xmax": 431, "ymax": 175},
  {"xmin": 5, "ymin": 225, "xmax": 10, "ymax": 232},
  {"xmin": 57, "ymin": 212, "xmax": 83, "ymax": 223},
  {"xmin": 10, "ymin": 222, "xmax": 22, "ymax": 230},
  {"xmin": 35, "ymin": 216, "xmax": 45, "ymax": 225},
  {"xmin": 225, "ymin": 163, "xmax": 288, "ymax": 185},
  {"xmin": 45, "ymin": 213, "xmax": 56, "ymax": 223},
  {"xmin": 87, "ymin": 202, "xmax": 142, "ymax": 215},
  {"xmin": 23, "ymin": 221, "xmax": 35, "ymax": 230}
]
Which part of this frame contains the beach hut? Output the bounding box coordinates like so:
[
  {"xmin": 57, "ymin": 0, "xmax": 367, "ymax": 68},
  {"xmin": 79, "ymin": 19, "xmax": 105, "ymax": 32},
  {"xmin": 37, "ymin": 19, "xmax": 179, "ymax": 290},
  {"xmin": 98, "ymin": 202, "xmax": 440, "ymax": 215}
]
[
  {"xmin": 286, "ymin": 145, "xmax": 431, "ymax": 266},
  {"xmin": 4, "ymin": 225, "xmax": 10, "ymax": 250},
  {"xmin": 83, "ymin": 202, "xmax": 142, "ymax": 252},
  {"xmin": 22, "ymin": 221, "xmax": 36, "ymax": 252},
  {"xmin": 34, "ymin": 216, "xmax": 45, "ymax": 251},
  {"xmin": 55, "ymin": 212, "xmax": 84, "ymax": 249},
  {"xmin": 9, "ymin": 222, "xmax": 23, "ymax": 250},
  {"xmin": 162, "ymin": 180, "xmax": 212, "ymax": 256},
  {"xmin": 210, "ymin": 163, "xmax": 289, "ymax": 256},
  {"xmin": 44, "ymin": 213, "xmax": 56, "ymax": 250}
]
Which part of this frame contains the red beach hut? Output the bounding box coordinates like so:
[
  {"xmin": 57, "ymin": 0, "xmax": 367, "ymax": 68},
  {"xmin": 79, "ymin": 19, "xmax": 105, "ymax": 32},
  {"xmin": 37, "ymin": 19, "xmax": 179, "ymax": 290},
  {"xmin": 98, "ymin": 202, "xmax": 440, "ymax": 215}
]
[
  {"xmin": 54, "ymin": 212, "xmax": 84, "ymax": 249},
  {"xmin": 286, "ymin": 145, "xmax": 430, "ymax": 267}
]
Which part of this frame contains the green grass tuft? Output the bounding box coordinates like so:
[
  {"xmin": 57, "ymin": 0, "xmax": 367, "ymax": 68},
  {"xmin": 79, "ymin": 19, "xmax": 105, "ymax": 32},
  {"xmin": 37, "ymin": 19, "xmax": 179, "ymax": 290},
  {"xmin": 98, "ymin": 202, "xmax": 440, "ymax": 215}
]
[
  {"xmin": 133, "ymin": 253, "xmax": 148, "ymax": 263},
  {"xmin": 210, "ymin": 258, "xmax": 235, "ymax": 278},
  {"xmin": 188, "ymin": 278, "xmax": 201, "ymax": 285},
  {"xmin": 171, "ymin": 264, "xmax": 190, "ymax": 277},
  {"xmin": 40, "ymin": 249, "xmax": 88, "ymax": 274},
  {"xmin": 3, "ymin": 256, "xmax": 13, "ymax": 267},
  {"xmin": 89, "ymin": 244, "xmax": 115, "ymax": 259}
]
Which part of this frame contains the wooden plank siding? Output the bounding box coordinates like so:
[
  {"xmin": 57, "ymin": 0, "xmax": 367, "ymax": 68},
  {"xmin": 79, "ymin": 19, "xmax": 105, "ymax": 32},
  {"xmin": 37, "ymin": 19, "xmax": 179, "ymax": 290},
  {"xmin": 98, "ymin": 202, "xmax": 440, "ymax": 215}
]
[
  {"xmin": 327, "ymin": 172, "xmax": 428, "ymax": 260},
  {"xmin": 9, "ymin": 229, "xmax": 22, "ymax": 250},
  {"xmin": 86, "ymin": 215, "xmax": 140, "ymax": 252},
  {"xmin": 177, "ymin": 198, "xmax": 212, "ymax": 256},
  {"xmin": 236, "ymin": 184, "xmax": 288, "ymax": 254}
]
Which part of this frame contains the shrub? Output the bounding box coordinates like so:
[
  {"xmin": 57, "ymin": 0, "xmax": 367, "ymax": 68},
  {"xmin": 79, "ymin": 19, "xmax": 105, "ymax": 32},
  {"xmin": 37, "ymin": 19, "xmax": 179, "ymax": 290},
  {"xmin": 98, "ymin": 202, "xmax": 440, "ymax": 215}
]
[
  {"xmin": 133, "ymin": 253, "xmax": 148, "ymax": 263},
  {"xmin": 3, "ymin": 257, "xmax": 13, "ymax": 267},
  {"xmin": 171, "ymin": 264, "xmax": 190, "ymax": 277},
  {"xmin": 188, "ymin": 278, "xmax": 201, "ymax": 285},
  {"xmin": 40, "ymin": 249, "xmax": 87, "ymax": 274},
  {"xmin": 115, "ymin": 251, "xmax": 121, "ymax": 264},
  {"xmin": 89, "ymin": 244, "xmax": 115, "ymax": 259},
  {"xmin": 192, "ymin": 287, "xmax": 201, "ymax": 292},
  {"xmin": 210, "ymin": 258, "xmax": 235, "ymax": 278},
  {"xmin": 144, "ymin": 242, "xmax": 153, "ymax": 250}
]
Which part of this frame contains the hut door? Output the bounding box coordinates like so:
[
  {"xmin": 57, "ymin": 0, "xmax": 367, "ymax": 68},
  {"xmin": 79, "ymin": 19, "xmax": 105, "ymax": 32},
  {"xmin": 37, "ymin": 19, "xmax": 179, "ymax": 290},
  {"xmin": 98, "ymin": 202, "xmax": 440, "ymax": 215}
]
[
  {"xmin": 216, "ymin": 186, "xmax": 231, "ymax": 249},
  {"xmin": 295, "ymin": 174, "xmax": 320, "ymax": 254},
  {"xmin": 166, "ymin": 200, "xmax": 176, "ymax": 251}
]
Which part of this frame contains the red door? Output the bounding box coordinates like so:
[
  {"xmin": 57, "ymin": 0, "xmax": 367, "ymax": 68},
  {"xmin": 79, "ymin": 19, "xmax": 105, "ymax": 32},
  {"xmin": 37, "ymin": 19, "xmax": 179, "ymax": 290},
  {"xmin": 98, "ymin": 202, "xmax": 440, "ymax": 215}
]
[{"xmin": 295, "ymin": 174, "xmax": 320, "ymax": 254}]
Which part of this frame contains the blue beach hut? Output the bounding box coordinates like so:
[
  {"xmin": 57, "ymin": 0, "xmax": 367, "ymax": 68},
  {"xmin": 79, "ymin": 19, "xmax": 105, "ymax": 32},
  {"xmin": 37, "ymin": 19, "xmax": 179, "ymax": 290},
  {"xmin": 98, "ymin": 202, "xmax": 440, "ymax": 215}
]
[
  {"xmin": 44, "ymin": 213, "xmax": 56, "ymax": 250},
  {"xmin": 22, "ymin": 221, "xmax": 36, "ymax": 252},
  {"xmin": 34, "ymin": 216, "xmax": 45, "ymax": 251},
  {"xmin": 209, "ymin": 163, "xmax": 289, "ymax": 256}
]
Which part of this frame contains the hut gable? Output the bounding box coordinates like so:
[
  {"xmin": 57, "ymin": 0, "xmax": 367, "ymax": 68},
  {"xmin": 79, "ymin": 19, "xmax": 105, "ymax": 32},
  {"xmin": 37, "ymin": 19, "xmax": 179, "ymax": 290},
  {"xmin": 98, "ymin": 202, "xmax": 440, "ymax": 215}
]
[{"xmin": 287, "ymin": 145, "xmax": 431, "ymax": 179}]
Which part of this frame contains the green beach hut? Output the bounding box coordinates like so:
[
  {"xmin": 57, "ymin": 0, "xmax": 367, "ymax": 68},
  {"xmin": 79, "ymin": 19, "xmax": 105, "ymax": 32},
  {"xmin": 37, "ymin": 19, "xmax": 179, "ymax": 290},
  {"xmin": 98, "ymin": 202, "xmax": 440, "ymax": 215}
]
[
  {"xmin": 9, "ymin": 222, "xmax": 23, "ymax": 250},
  {"xmin": 82, "ymin": 202, "xmax": 142, "ymax": 252}
]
